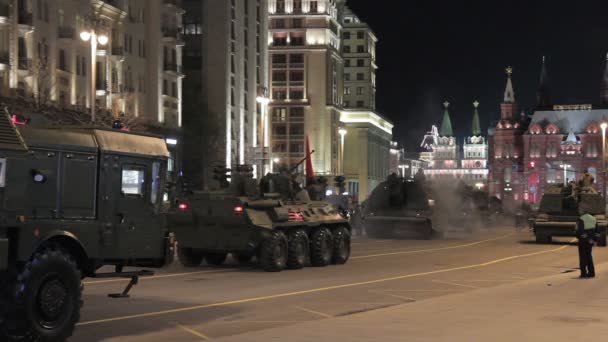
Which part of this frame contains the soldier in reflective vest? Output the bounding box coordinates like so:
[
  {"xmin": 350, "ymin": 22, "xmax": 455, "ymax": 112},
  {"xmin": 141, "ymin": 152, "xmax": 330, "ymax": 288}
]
[{"xmin": 576, "ymin": 209, "xmax": 600, "ymax": 278}]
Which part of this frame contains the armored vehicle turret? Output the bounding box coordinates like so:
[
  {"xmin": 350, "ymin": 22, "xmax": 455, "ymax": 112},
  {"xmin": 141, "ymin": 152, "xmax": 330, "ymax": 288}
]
[
  {"xmin": 0, "ymin": 113, "xmax": 171, "ymax": 341},
  {"xmin": 168, "ymin": 160, "xmax": 351, "ymax": 272},
  {"xmin": 532, "ymin": 184, "xmax": 607, "ymax": 245},
  {"xmin": 362, "ymin": 174, "xmax": 438, "ymax": 239}
]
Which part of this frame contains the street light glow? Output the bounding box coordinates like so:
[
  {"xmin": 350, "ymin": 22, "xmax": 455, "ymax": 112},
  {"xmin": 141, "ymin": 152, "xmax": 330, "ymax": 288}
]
[
  {"xmin": 601, "ymin": 122, "xmax": 607, "ymax": 131},
  {"xmin": 273, "ymin": 157, "xmax": 280, "ymax": 163},
  {"xmin": 80, "ymin": 31, "xmax": 91, "ymax": 41},
  {"xmin": 97, "ymin": 34, "xmax": 109, "ymax": 46},
  {"xmin": 338, "ymin": 128, "xmax": 347, "ymax": 136}
]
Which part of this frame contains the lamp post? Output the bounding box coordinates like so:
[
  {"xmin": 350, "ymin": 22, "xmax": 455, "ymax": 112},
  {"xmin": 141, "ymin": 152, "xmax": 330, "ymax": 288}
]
[
  {"xmin": 601, "ymin": 122, "xmax": 607, "ymax": 200},
  {"xmin": 80, "ymin": 19, "xmax": 108, "ymax": 122},
  {"xmin": 338, "ymin": 128, "xmax": 347, "ymax": 174},
  {"xmin": 560, "ymin": 164, "xmax": 571, "ymax": 185},
  {"xmin": 256, "ymin": 87, "xmax": 271, "ymax": 175}
]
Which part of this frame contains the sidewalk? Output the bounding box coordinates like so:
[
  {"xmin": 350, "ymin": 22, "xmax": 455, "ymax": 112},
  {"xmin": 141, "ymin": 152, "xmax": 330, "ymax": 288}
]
[{"xmin": 216, "ymin": 263, "xmax": 608, "ymax": 341}]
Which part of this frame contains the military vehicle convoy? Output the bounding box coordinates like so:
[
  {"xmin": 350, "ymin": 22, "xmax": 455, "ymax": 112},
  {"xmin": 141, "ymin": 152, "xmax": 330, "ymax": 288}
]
[
  {"xmin": 168, "ymin": 165, "xmax": 352, "ymax": 272},
  {"xmin": 532, "ymin": 185, "xmax": 607, "ymax": 246},
  {"xmin": 362, "ymin": 175, "xmax": 439, "ymax": 239},
  {"xmin": 0, "ymin": 114, "xmax": 171, "ymax": 341}
]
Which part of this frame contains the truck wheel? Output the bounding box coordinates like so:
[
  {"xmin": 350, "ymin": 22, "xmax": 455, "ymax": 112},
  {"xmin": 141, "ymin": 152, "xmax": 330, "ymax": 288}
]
[
  {"xmin": 332, "ymin": 227, "xmax": 351, "ymax": 265},
  {"xmin": 259, "ymin": 231, "xmax": 288, "ymax": 272},
  {"xmin": 177, "ymin": 246, "xmax": 204, "ymax": 267},
  {"xmin": 287, "ymin": 230, "xmax": 309, "ymax": 269},
  {"xmin": 310, "ymin": 227, "xmax": 333, "ymax": 267},
  {"xmin": 5, "ymin": 246, "xmax": 82, "ymax": 342},
  {"xmin": 205, "ymin": 253, "xmax": 227, "ymax": 266},
  {"xmin": 598, "ymin": 233, "xmax": 607, "ymax": 247}
]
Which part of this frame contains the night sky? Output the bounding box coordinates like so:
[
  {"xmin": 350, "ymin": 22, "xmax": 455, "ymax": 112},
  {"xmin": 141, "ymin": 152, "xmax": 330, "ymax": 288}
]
[{"xmin": 346, "ymin": 0, "xmax": 608, "ymax": 151}]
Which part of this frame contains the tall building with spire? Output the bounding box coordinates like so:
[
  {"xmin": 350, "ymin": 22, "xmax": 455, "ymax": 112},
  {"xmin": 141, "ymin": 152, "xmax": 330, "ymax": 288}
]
[
  {"xmin": 517, "ymin": 56, "xmax": 608, "ymax": 205},
  {"xmin": 488, "ymin": 67, "xmax": 527, "ymax": 206},
  {"xmin": 421, "ymin": 101, "xmax": 488, "ymax": 186}
]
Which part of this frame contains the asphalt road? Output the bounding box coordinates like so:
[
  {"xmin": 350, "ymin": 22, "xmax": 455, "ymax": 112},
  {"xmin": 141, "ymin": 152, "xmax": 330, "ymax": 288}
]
[{"xmin": 71, "ymin": 224, "xmax": 600, "ymax": 341}]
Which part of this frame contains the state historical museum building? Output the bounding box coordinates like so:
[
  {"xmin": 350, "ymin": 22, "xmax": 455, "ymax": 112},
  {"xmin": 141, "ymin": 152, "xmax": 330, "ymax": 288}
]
[{"xmin": 489, "ymin": 57, "xmax": 608, "ymax": 208}]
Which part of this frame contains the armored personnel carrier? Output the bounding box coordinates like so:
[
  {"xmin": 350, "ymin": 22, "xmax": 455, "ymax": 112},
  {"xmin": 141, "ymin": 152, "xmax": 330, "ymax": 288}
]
[
  {"xmin": 168, "ymin": 164, "xmax": 351, "ymax": 272},
  {"xmin": 0, "ymin": 114, "xmax": 171, "ymax": 341},
  {"xmin": 532, "ymin": 185, "xmax": 607, "ymax": 245},
  {"xmin": 362, "ymin": 175, "xmax": 438, "ymax": 239}
]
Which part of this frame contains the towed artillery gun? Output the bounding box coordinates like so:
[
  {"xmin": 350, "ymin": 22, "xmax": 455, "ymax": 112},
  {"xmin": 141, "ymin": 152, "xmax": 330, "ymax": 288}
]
[
  {"xmin": 0, "ymin": 113, "xmax": 172, "ymax": 341},
  {"xmin": 168, "ymin": 154, "xmax": 352, "ymax": 272}
]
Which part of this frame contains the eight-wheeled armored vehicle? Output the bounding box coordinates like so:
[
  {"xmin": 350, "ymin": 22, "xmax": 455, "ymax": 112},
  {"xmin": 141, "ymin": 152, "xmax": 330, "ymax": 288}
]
[
  {"xmin": 168, "ymin": 165, "xmax": 352, "ymax": 272},
  {"xmin": 362, "ymin": 175, "xmax": 439, "ymax": 239},
  {"xmin": 0, "ymin": 115, "xmax": 171, "ymax": 341},
  {"xmin": 532, "ymin": 185, "xmax": 607, "ymax": 246}
]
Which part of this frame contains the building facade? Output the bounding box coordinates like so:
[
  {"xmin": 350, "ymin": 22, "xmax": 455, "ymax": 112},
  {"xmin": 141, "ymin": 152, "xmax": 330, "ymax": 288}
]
[
  {"xmin": 267, "ymin": 0, "xmax": 344, "ymax": 175},
  {"xmin": 182, "ymin": 0, "xmax": 269, "ymax": 187},
  {"xmin": 422, "ymin": 101, "xmax": 488, "ymax": 187},
  {"xmin": 339, "ymin": 4, "xmax": 391, "ymax": 201}
]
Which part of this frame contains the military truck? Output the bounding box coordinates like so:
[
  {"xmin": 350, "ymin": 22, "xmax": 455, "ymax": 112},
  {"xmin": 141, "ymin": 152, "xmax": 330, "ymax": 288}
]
[
  {"xmin": 532, "ymin": 186, "xmax": 607, "ymax": 246},
  {"xmin": 0, "ymin": 115, "xmax": 171, "ymax": 341},
  {"xmin": 168, "ymin": 164, "xmax": 352, "ymax": 272},
  {"xmin": 362, "ymin": 176, "xmax": 438, "ymax": 239}
]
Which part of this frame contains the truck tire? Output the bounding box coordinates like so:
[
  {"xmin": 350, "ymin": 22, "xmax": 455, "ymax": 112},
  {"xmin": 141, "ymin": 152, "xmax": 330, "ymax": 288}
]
[
  {"xmin": 4, "ymin": 246, "xmax": 82, "ymax": 342},
  {"xmin": 205, "ymin": 253, "xmax": 228, "ymax": 266},
  {"xmin": 332, "ymin": 227, "xmax": 351, "ymax": 265},
  {"xmin": 259, "ymin": 231, "xmax": 288, "ymax": 272},
  {"xmin": 598, "ymin": 232, "xmax": 607, "ymax": 247},
  {"xmin": 287, "ymin": 230, "xmax": 309, "ymax": 269},
  {"xmin": 177, "ymin": 246, "xmax": 204, "ymax": 267},
  {"xmin": 310, "ymin": 227, "xmax": 333, "ymax": 267}
]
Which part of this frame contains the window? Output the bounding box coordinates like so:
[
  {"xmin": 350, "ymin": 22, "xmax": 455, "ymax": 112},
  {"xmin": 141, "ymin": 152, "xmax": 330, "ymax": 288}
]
[
  {"xmin": 291, "ymin": 36, "xmax": 305, "ymax": 46},
  {"xmin": 273, "ymin": 143, "xmax": 287, "ymax": 152},
  {"xmin": 289, "ymin": 54, "xmax": 304, "ymax": 64},
  {"xmin": 292, "ymin": 18, "xmax": 302, "ymax": 28},
  {"xmin": 290, "ymin": 124, "xmax": 304, "ymax": 135},
  {"xmin": 273, "ymin": 107, "xmax": 287, "ymax": 121},
  {"xmin": 310, "ymin": 1, "xmax": 318, "ymax": 12},
  {"xmin": 122, "ymin": 166, "xmax": 145, "ymax": 196},
  {"xmin": 273, "ymin": 71, "xmax": 286, "ymax": 82},
  {"xmin": 356, "ymin": 87, "xmax": 364, "ymax": 95},
  {"xmin": 290, "ymin": 71, "xmax": 303, "ymax": 82},
  {"xmin": 357, "ymin": 73, "xmax": 364, "ymax": 81},
  {"xmin": 357, "ymin": 45, "xmax": 365, "ymax": 53},
  {"xmin": 150, "ymin": 162, "xmax": 160, "ymax": 205},
  {"xmin": 344, "ymin": 87, "xmax": 351, "ymax": 95},
  {"xmin": 58, "ymin": 49, "xmax": 67, "ymax": 71},
  {"xmin": 344, "ymin": 59, "xmax": 351, "ymax": 67},
  {"xmin": 357, "ymin": 59, "xmax": 364, "ymax": 67},
  {"xmin": 344, "ymin": 73, "xmax": 351, "ymax": 81},
  {"xmin": 343, "ymin": 45, "xmax": 351, "ymax": 53},
  {"xmin": 290, "ymin": 107, "xmax": 304, "ymax": 119},
  {"xmin": 167, "ymin": 152, "xmax": 174, "ymax": 172},
  {"xmin": 356, "ymin": 100, "xmax": 364, "ymax": 107},
  {"xmin": 290, "ymin": 90, "xmax": 304, "ymax": 99},
  {"xmin": 343, "ymin": 32, "xmax": 351, "ymax": 40},
  {"xmin": 273, "ymin": 124, "xmax": 287, "ymax": 136},
  {"xmin": 273, "ymin": 89, "xmax": 287, "ymax": 100},
  {"xmin": 0, "ymin": 158, "xmax": 5, "ymax": 187},
  {"xmin": 290, "ymin": 143, "xmax": 304, "ymax": 153},
  {"xmin": 272, "ymin": 54, "xmax": 287, "ymax": 64},
  {"xmin": 357, "ymin": 31, "xmax": 365, "ymax": 39}
]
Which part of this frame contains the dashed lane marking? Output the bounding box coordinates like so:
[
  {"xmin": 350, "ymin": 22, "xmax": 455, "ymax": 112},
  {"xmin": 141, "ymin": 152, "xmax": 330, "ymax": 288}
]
[
  {"xmin": 293, "ymin": 306, "xmax": 333, "ymax": 318},
  {"xmin": 175, "ymin": 323, "xmax": 210, "ymax": 340},
  {"xmin": 77, "ymin": 243, "xmax": 569, "ymax": 327},
  {"xmin": 351, "ymin": 233, "xmax": 513, "ymax": 260},
  {"xmin": 431, "ymin": 280, "xmax": 480, "ymax": 289}
]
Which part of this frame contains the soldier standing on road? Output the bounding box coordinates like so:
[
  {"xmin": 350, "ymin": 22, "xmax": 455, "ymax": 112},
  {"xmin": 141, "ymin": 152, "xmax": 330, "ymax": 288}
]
[{"xmin": 576, "ymin": 207, "xmax": 600, "ymax": 278}]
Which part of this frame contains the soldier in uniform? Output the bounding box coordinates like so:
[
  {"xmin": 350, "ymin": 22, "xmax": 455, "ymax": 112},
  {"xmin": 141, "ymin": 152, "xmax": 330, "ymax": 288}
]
[{"xmin": 576, "ymin": 206, "xmax": 600, "ymax": 278}]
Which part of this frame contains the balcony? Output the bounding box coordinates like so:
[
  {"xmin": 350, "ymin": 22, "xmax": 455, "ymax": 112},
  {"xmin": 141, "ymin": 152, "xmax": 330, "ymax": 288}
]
[
  {"xmin": 57, "ymin": 26, "xmax": 75, "ymax": 40},
  {"xmin": 163, "ymin": 63, "xmax": 183, "ymax": 76},
  {"xmin": 162, "ymin": 28, "xmax": 185, "ymax": 46}
]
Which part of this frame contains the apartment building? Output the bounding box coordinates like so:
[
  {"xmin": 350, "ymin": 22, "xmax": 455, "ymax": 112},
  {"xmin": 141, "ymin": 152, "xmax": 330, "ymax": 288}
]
[
  {"xmin": 182, "ymin": 0, "xmax": 269, "ymax": 187},
  {"xmin": 268, "ymin": 0, "xmax": 344, "ymax": 175}
]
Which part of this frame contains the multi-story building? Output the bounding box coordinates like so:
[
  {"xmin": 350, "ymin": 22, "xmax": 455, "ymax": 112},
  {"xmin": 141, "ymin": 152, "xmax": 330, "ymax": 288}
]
[
  {"xmin": 267, "ymin": 0, "xmax": 344, "ymax": 175},
  {"xmin": 339, "ymin": 4, "xmax": 392, "ymax": 200},
  {"xmin": 181, "ymin": 0, "xmax": 269, "ymax": 187},
  {"xmin": 421, "ymin": 101, "xmax": 489, "ymax": 188},
  {"xmin": 0, "ymin": 0, "xmax": 184, "ymax": 176}
]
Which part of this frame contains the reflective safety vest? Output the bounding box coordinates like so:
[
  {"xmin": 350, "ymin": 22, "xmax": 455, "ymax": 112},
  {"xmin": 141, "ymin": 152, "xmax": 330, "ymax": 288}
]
[{"xmin": 580, "ymin": 213, "xmax": 597, "ymax": 230}]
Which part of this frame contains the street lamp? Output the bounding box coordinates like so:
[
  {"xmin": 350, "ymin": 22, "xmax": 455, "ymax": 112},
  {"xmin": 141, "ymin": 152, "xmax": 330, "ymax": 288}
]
[
  {"xmin": 560, "ymin": 164, "xmax": 571, "ymax": 185},
  {"xmin": 601, "ymin": 122, "xmax": 607, "ymax": 200},
  {"xmin": 338, "ymin": 128, "xmax": 347, "ymax": 174},
  {"xmin": 80, "ymin": 17, "xmax": 108, "ymax": 122},
  {"xmin": 257, "ymin": 87, "xmax": 271, "ymax": 174}
]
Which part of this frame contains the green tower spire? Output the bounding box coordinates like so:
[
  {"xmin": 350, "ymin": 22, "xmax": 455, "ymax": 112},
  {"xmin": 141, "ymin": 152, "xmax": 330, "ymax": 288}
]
[
  {"xmin": 439, "ymin": 101, "xmax": 454, "ymax": 137},
  {"xmin": 471, "ymin": 100, "xmax": 481, "ymax": 136}
]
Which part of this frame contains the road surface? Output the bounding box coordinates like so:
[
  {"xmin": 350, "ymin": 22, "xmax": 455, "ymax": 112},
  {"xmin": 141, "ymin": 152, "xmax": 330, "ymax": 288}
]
[{"xmin": 72, "ymin": 224, "xmax": 596, "ymax": 341}]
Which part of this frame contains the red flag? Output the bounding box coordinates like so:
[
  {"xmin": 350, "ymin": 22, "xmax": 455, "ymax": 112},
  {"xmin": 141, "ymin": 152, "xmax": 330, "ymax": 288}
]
[{"xmin": 305, "ymin": 135, "xmax": 315, "ymax": 179}]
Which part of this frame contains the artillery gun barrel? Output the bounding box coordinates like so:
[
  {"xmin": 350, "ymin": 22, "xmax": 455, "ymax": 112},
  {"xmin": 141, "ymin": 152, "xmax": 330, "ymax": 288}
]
[{"xmin": 288, "ymin": 149, "xmax": 315, "ymax": 174}]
